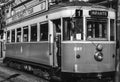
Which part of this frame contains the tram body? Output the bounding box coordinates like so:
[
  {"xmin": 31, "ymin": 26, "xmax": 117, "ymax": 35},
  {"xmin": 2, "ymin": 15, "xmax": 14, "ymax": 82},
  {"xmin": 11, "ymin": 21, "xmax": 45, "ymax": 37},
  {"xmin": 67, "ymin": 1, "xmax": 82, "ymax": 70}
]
[{"xmin": 3, "ymin": 1, "xmax": 116, "ymax": 81}]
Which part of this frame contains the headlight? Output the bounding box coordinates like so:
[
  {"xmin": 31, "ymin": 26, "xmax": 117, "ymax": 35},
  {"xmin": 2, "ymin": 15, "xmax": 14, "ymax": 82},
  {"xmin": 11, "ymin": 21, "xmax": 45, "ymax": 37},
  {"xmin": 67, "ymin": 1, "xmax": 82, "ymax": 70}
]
[
  {"xmin": 94, "ymin": 52, "xmax": 103, "ymax": 62},
  {"xmin": 96, "ymin": 44, "xmax": 103, "ymax": 51}
]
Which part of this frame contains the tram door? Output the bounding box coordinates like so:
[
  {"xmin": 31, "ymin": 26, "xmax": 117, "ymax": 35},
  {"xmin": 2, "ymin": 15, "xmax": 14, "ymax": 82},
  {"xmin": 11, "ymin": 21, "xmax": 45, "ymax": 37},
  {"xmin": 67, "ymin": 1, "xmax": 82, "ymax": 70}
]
[{"xmin": 52, "ymin": 19, "xmax": 61, "ymax": 68}]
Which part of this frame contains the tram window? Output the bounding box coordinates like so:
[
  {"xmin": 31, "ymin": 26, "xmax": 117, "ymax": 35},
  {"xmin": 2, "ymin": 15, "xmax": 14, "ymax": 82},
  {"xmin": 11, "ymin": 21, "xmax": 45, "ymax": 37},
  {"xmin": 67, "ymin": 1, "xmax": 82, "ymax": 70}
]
[
  {"xmin": 40, "ymin": 23, "xmax": 48, "ymax": 41},
  {"xmin": 87, "ymin": 18, "xmax": 107, "ymax": 40},
  {"xmin": 7, "ymin": 31, "xmax": 10, "ymax": 43},
  {"xmin": 53, "ymin": 19, "xmax": 61, "ymax": 33},
  {"xmin": 63, "ymin": 18, "xmax": 71, "ymax": 40},
  {"xmin": 17, "ymin": 28, "xmax": 21, "ymax": 42},
  {"xmin": 110, "ymin": 19, "xmax": 115, "ymax": 41},
  {"xmin": 30, "ymin": 24, "xmax": 37, "ymax": 41},
  {"xmin": 63, "ymin": 17, "xmax": 83, "ymax": 41},
  {"xmin": 23, "ymin": 26, "xmax": 29, "ymax": 42},
  {"xmin": 11, "ymin": 29, "xmax": 15, "ymax": 42}
]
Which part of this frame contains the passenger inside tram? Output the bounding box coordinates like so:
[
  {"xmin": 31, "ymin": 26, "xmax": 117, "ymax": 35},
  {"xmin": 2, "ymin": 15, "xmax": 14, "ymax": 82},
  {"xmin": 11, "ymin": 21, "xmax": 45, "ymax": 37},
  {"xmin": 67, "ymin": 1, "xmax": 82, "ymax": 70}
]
[{"xmin": 53, "ymin": 19, "xmax": 61, "ymax": 67}]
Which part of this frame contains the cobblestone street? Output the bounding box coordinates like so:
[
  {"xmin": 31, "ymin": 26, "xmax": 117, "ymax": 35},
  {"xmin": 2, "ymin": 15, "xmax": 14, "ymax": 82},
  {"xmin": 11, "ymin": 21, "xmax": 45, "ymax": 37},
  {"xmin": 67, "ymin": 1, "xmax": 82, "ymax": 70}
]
[
  {"xmin": 0, "ymin": 59, "xmax": 48, "ymax": 82},
  {"xmin": 0, "ymin": 58, "xmax": 119, "ymax": 82}
]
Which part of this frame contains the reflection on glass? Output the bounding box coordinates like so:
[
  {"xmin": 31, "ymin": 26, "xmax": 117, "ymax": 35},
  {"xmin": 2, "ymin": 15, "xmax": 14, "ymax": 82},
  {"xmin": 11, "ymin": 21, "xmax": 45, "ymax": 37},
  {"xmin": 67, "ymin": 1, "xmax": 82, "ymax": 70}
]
[
  {"xmin": 17, "ymin": 28, "xmax": 21, "ymax": 42},
  {"xmin": 23, "ymin": 26, "xmax": 29, "ymax": 42},
  {"xmin": 11, "ymin": 29, "xmax": 15, "ymax": 42},
  {"xmin": 63, "ymin": 17, "xmax": 83, "ymax": 41},
  {"xmin": 87, "ymin": 18, "xmax": 107, "ymax": 40}
]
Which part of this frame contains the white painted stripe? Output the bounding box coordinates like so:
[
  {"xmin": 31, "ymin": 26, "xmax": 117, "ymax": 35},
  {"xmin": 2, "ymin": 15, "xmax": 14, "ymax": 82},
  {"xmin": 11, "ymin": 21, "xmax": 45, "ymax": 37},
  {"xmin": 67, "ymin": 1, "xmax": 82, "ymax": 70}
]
[
  {"xmin": 62, "ymin": 41, "xmax": 116, "ymax": 44},
  {"xmin": 5, "ymin": 41, "xmax": 49, "ymax": 44}
]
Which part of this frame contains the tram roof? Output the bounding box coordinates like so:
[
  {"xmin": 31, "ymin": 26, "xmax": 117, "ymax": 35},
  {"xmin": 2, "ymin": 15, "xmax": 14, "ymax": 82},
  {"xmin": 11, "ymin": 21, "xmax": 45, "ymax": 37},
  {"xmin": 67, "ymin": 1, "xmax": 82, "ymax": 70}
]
[
  {"xmin": 49, "ymin": 1, "xmax": 107, "ymax": 10},
  {"xmin": 6, "ymin": 1, "xmax": 114, "ymax": 26}
]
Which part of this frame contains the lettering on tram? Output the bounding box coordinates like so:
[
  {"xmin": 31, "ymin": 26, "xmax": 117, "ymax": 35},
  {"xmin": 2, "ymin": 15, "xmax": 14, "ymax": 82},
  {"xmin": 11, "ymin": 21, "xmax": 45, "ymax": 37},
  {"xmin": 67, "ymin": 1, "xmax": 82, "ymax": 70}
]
[
  {"xmin": 75, "ymin": 9, "xmax": 83, "ymax": 17},
  {"xmin": 89, "ymin": 10, "xmax": 108, "ymax": 17},
  {"xmin": 12, "ymin": 8, "xmax": 34, "ymax": 21}
]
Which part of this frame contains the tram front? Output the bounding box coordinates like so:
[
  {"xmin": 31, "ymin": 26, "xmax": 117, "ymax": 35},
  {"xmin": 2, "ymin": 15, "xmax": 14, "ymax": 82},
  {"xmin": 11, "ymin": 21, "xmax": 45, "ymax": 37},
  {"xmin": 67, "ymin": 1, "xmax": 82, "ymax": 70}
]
[{"xmin": 61, "ymin": 9, "xmax": 116, "ymax": 80}]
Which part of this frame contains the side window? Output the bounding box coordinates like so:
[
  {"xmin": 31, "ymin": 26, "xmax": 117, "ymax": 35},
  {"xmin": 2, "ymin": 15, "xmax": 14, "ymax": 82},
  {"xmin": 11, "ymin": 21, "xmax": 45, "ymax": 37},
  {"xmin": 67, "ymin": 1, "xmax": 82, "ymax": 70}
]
[
  {"xmin": 23, "ymin": 26, "xmax": 29, "ymax": 42},
  {"xmin": 7, "ymin": 31, "xmax": 10, "ymax": 43},
  {"xmin": 110, "ymin": 19, "xmax": 115, "ymax": 41},
  {"xmin": 17, "ymin": 28, "xmax": 21, "ymax": 42},
  {"xmin": 11, "ymin": 29, "xmax": 15, "ymax": 42},
  {"xmin": 40, "ymin": 22, "xmax": 48, "ymax": 41},
  {"xmin": 63, "ymin": 18, "xmax": 71, "ymax": 40},
  {"xmin": 63, "ymin": 17, "xmax": 83, "ymax": 41},
  {"xmin": 30, "ymin": 24, "xmax": 37, "ymax": 41}
]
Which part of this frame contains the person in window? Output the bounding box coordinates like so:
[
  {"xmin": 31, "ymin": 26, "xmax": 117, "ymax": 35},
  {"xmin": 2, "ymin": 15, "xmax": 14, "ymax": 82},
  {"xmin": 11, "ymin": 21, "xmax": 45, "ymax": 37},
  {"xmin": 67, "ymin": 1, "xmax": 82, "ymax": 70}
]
[{"xmin": 56, "ymin": 34, "xmax": 61, "ymax": 67}]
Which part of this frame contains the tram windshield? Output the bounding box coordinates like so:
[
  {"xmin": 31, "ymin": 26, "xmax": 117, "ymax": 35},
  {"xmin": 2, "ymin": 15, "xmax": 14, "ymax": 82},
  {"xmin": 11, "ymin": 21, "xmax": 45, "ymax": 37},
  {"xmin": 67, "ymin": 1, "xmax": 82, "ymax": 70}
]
[
  {"xmin": 63, "ymin": 17, "xmax": 83, "ymax": 41},
  {"xmin": 86, "ymin": 18, "xmax": 107, "ymax": 40}
]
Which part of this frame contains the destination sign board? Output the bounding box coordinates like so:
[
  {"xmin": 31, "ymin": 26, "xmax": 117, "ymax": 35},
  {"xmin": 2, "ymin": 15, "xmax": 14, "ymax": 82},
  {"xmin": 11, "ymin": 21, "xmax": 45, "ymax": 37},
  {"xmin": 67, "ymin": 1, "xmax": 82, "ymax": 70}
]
[
  {"xmin": 12, "ymin": 7, "xmax": 33, "ymax": 21},
  {"xmin": 6, "ymin": 0, "xmax": 48, "ymax": 24},
  {"xmin": 89, "ymin": 10, "xmax": 108, "ymax": 17}
]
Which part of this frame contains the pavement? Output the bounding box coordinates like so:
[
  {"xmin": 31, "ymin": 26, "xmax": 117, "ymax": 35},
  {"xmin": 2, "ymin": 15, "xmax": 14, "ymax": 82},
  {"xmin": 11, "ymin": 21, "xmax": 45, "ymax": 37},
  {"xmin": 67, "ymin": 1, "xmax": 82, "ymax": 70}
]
[
  {"xmin": 0, "ymin": 57, "xmax": 119, "ymax": 82},
  {"xmin": 0, "ymin": 58, "xmax": 48, "ymax": 82}
]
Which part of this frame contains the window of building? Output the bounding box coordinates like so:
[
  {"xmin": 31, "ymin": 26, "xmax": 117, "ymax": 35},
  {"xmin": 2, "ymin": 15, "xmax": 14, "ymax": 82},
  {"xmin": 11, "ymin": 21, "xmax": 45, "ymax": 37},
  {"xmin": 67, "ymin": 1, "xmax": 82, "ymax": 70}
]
[
  {"xmin": 40, "ymin": 22, "xmax": 48, "ymax": 41},
  {"xmin": 30, "ymin": 24, "xmax": 37, "ymax": 41},
  {"xmin": 7, "ymin": 31, "xmax": 10, "ymax": 43},
  {"xmin": 17, "ymin": 28, "xmax": 21, "ymax": 42},
  {"xmin": 11, "ymin": 29, "xmax": 15, "ymax": 42},
  {"xmin": 23, "ymin": 26, "xmax": 29, "ymax": 42},
  {"xmin": 110, "ymin": 19, "xmax": 115, "ymax": 41}
]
